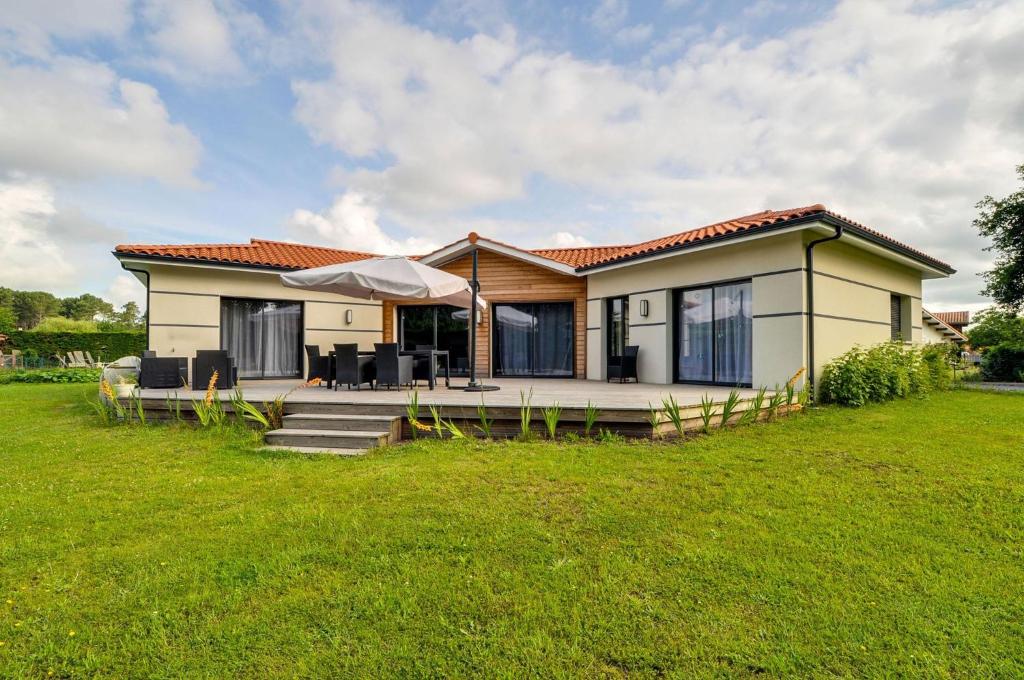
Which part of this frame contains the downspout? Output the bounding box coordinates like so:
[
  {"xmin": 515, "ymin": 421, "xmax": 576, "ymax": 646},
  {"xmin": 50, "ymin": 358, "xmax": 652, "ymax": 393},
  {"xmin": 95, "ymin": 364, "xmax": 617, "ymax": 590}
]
[
  {"xmin": 805, "ymin": 224, "xmax": 844, "ymax": 396},
  {"xmin": 120, "ymin": 264, "xmax": 151, "ymax": 350}
]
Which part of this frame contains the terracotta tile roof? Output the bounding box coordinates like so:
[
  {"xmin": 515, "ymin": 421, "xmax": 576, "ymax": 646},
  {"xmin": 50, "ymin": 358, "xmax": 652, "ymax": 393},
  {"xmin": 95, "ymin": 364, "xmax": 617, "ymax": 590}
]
[
  {"xmin": 115, "ymin": 204, "xmax": 952, "ymax": 275},
  {"xmin": 931, "ymin": 311, "xmax": 970, "ymax": 327},
  {"xmin": 923, "ymin": 309, "xmax": 968, "ymax": 341},
  {"xmin": 115, "ymin": 238, "xmax": 375, "ymax": 270}
]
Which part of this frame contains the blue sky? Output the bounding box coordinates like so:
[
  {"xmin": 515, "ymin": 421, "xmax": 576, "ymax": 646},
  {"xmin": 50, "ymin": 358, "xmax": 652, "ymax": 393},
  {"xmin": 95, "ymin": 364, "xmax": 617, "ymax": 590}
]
[{"xmin": 1, "ymin": 0, "xmax": 1022, "ymax": 312}]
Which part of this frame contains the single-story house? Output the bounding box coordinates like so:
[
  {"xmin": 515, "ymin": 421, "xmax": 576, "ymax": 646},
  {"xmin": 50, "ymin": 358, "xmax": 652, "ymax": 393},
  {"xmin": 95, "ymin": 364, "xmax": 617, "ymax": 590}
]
[{"xmin": 113, "ymin": 203, "xmax": 954, "ymax": 389}]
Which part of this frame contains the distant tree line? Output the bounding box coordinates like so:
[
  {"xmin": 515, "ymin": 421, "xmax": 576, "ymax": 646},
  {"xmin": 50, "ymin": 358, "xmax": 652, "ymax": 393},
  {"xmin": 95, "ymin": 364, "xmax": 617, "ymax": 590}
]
[{"xmin": 0, "ymin": 287, "xmax": 145, "ymax": 335}]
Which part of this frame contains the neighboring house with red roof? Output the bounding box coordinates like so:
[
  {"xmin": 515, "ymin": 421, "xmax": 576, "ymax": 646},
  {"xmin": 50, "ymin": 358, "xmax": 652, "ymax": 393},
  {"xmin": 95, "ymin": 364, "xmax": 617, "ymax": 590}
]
[
  {"xmin": 922, "ymin": 310, "xmax": 968, "ymax": 345},
  {"xmin": 113, "ymin": 203, "xmax": 954, "ymax": 389}
]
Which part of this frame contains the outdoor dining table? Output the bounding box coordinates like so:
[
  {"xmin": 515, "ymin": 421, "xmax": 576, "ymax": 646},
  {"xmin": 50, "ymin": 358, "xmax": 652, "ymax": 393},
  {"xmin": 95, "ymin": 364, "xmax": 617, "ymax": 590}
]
[{"xmin": 326, "ymin": 349, "xmax": 451, "ymax": 390}]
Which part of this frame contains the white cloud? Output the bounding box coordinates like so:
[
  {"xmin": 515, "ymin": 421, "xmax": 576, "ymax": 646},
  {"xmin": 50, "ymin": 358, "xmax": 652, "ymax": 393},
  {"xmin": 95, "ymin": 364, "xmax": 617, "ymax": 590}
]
[
  {"xmin": 139, "ymin": 0, "xmax": 256, "ymax": 83},
  {"xmin": 0, "ymin": 175, "xmax": 75, "ymax": 290},
  {"xmin": 589, "ymin": 0, "xmax": 629, "ymax": 32},
  {"xmin": 0, "ymin": 56, "xmax": 203, "ymax": 187},
  {"xmin": 0, "ymin": 0, "xmax": 132, "ymax": 58},
  {"xmin": 106, "ymin": 273, "xmax": 147, "ymax": 308},
  {"xmin": 550, "ymin": 232, "xmax": 593, "ymax": 248},
  {"xmin": 286, "ymin": 191, "xmax": 439, "ymax": 255},
  {"xmin": 614, "ymin": 23, "xmax": 653, "ymax": 46},
  {"xmin": 288, "ymin": 0, "xmax": 1024, "ymax": 307}
]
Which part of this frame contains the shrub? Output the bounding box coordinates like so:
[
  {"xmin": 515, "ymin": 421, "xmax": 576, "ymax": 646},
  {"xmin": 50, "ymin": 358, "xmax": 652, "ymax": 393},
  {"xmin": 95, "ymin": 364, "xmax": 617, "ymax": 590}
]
[
  {"xmin": 32, "ymin": 316, "xmax": 99, "ymax": 333},
  {"xmin": 4, "ymin": 331, "xmax": 145, "ymax": 362},
  {"xmin": 981, "ymin": 343, "xmax": 1024, "ymax": 382},
  {"xmin": 820, "ymin": 342, "xmax": 955, "ymax": 406},
  {"xmin": 0, "ymin": 368, "xmax": 102, "ymax": 384}
]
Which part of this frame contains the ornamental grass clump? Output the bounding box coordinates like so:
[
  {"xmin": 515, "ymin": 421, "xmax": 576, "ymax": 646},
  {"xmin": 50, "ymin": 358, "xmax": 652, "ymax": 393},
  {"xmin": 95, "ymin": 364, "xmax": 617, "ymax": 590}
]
[
  {"xmin": 541, "ymin": 402, "xmax": 562, "ymax": 440},
  {"xmin": 583, "ymin": 401, "xmax": 600, "ymax": 438},
  {"xmin": 719, "ymin": 389, "xmax": 742, "ymax": 428}
]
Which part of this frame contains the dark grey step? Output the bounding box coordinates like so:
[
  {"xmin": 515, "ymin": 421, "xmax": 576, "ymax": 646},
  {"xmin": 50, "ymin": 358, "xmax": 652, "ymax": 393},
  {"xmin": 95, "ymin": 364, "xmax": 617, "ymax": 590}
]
[
  {"xmin": 282, "ymin": 413, "xmax": 398, "ymax": 432},
  {"xmin": 265, "ymin": 428, "xmax": 389, "ymax": 450}
]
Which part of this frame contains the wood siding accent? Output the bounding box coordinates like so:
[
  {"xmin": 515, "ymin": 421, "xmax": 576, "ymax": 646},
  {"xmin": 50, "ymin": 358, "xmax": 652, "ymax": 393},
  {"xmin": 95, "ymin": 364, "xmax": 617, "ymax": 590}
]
[{"xmin": 382, "ymin": 250, "xmax": 588, "ymax": 378}]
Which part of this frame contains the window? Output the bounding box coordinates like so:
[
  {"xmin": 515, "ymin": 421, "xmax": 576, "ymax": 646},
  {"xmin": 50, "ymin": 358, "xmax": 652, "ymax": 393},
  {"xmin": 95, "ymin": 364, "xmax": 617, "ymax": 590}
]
[
  {"xmin": 220, "ymin": 298, "xmax": 302, "ymax": 379},
  {"xmin": 398, "ymin": 305, "xmax": 470, "ymax": 376},
  {"xmin": 890, "ymin": 294, "xmax": 903, "ymax": 341},
  {"xmin": 674, "ymin": 281, "xmax": 752, "ymax": 386},
  {"xmin": 492, "ymin": 302, "xmax": 574, "ymax": 377},
  {"xmin": 607, "ymin": 297, "xmax": 629, "ymax": 358}
]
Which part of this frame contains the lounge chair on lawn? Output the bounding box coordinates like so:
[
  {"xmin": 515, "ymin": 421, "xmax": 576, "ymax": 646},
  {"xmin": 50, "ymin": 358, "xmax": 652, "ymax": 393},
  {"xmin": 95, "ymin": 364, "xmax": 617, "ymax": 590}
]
[
  {"xmin": 53, "ymin": 353, "xmax": 68, "ymax": 368},
  {"xmin": 84, "ymin": 351, "xmax": 106, "ymax": 368},
  {"xmin": 67, "ymin": 352, "xmax": 88, "ymax": 368}
]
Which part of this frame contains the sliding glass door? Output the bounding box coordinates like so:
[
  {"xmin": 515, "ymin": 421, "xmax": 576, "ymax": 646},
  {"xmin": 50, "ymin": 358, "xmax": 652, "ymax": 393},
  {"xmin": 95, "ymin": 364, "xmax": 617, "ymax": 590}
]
[
  {"xmin": 398, "ymin": 304, "xmax": 470, "ymax": 376},
  {"xmin": 221, "ymin": 298, "xmax": 302, "ymax": 379},
  {"xmin": 493, "ymin": 302, "xmax": 574, "ymax": 377},
  {"xmin": 675, "ymin": 281, "xmax": 752, "ymax": 386}
]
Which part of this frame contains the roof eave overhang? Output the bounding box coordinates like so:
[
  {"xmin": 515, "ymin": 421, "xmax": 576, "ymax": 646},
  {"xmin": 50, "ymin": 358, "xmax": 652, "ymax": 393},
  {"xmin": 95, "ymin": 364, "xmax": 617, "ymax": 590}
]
[
  {"xmin": 418, "ymin": 238, "xmax": 581, "ymax": 276},
  {"xmin": 575, "ymin": 213, "xmax": 955, "ymax": 278},
  {"xmin": 113, "ymin": 252, "xmax": 303, "ymax": 275}
]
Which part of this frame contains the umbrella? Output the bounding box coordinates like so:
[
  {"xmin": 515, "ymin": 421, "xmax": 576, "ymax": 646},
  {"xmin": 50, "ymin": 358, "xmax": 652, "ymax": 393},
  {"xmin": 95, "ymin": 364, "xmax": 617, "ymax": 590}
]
[{"xmin": 280, "ymin": 256, "xmax": 485, "ymax": 310}]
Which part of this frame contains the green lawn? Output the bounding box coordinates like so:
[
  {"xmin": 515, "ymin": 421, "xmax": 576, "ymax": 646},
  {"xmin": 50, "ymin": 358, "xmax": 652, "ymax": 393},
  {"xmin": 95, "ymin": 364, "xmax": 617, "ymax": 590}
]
[{"xmin": 1, "ymin": 386, "xmax": 1022, "ymax": 677}]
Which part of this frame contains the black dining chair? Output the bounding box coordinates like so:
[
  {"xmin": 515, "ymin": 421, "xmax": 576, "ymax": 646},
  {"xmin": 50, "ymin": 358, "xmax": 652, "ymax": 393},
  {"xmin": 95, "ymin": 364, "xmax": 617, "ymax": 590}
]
[
  {"xmin": 413, "ymin": 344, "xmax": 435, "ymax": 387},
  {"xmin": 374, "ymin": 343, "xmax": 413, "ymax": 390},
  {"xmin": 333, "ymin": 343, "xmax": 375, "ymax": 390},
  {"xmin": 304, "ymin": 344, "xmax": 330, "ymax": 385},
  {"xmin": 607, "ymin": 345, "xmax": 639, "ymax": 383},
  {"xmin": 191, "ymin": 350, "xmax": 238, "ymax": 390}
]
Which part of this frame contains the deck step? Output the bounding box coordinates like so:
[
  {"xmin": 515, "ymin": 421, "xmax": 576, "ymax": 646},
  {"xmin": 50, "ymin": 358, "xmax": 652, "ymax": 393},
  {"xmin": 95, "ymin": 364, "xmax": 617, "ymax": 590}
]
[
  {"xmin": 265, "ymin": 428, "xmax": 390, "ymax": 450},
  {"xmin": 260, "ymin": 444, "xmax": 368, "ymax": 456},
  {"xmin": 282, "ymin": 413, "xmax": 398, "ymax": 432}
]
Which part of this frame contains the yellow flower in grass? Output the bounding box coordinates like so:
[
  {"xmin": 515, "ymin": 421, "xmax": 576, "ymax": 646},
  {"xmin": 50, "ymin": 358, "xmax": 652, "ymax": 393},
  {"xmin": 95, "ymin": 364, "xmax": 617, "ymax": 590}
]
[
  {"xmin": 100, "ymin": 379, "xmax": 116, "ymax": 401},
  {"xmin": 68, "ymin": 631, "xmax": 75, "ymax": 637},
  {"xmin": 410, "ymin": 418, "xmax": 433, "ymax": 432},
  {"xmin": 204, "ymin": 371, "xmax": 219, "ymax": 405}
]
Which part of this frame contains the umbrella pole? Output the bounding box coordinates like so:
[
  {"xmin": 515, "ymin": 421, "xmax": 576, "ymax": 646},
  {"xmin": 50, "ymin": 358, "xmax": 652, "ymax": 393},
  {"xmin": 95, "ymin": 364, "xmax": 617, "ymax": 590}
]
[{"xmin": 464, "ymin": 248, "xmax": 499, "ymax": 392}]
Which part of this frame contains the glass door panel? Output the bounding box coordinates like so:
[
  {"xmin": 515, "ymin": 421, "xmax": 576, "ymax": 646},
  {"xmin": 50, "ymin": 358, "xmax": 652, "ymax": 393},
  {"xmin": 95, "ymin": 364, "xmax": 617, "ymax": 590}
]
[
  {"xmin": 493, "ymin": 302, "xmax": 574, "ymax": 378},
  {"xmin": 714, "ymin": 282, "xmax": 752, "ymax": 385},
  {"xmin": 607, "ymin": 297, "xmax": 629, "ymax": 358},
  {"xmin": 221, "ymin": 298, "xmax": 302, "ymax": 379},
  {"xmin": 677, "ymin": 288, "xmax": 713, "ymax": 382},
  {"xmin": 398, "ymin": 305, "xmax": 470, "ymax": 377}
]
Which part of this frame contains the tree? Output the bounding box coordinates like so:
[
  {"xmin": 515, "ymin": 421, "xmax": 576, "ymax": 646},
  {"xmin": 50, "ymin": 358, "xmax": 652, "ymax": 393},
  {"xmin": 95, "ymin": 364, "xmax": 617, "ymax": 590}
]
[
  {"xmin": 0, "ymin": 306, "xmax": 15, "ymax": 335},
  {"xmin": 97, "ymin": 302, "xmax": 145, "ymax": 331},
  {"xmin": 60, "ymin": 294, "xmax": 114, "ymax": 321},
  {"xmin": 12, "ymin": 291, "xmax": 61, "ymax": 329},
  {"xmin": 967, "ymin": 307, "xmax": 1024, "ymax": 351},
  {"xmin": 975, "ymin": 163, "xmax": 1024, "ymax": 311}
]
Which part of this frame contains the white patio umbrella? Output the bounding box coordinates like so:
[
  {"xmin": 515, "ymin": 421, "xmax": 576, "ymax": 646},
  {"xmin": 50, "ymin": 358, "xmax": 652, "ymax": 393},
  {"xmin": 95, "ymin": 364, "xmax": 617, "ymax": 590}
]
[{"xmin": 280, "ymin": 256, "xmax": 485, "ymax": 310}]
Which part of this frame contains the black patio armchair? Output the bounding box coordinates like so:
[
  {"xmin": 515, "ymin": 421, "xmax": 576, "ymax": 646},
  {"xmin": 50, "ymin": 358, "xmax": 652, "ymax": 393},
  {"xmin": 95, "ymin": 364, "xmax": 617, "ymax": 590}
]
[
  {"xmin": 607, "ymin": 345, "xmax": 639, "ymax": 383},
  {"xmin": 304, "ymin": 344, "xmax": 331, "ymax": 385},
  {"xmin": 139, "ymin": 352, "xmax": 188, "ymax": 389},
  {"xmin": 333, "ymin": 343, "xmax": 375, "ymax": 390},
  {"xmin": 374, "ymin": 343, "xmax": 413, "ymax": 390},
  {"xmin": 191, "ymin": 350, "xmax": 238, "ymax": 390}
]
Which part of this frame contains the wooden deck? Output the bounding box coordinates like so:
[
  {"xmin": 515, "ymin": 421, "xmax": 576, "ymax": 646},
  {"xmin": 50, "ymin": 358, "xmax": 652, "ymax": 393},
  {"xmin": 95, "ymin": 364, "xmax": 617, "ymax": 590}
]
[{"xmin": 141, "ymin": 377, "xmax": 761, "ymax": 411}]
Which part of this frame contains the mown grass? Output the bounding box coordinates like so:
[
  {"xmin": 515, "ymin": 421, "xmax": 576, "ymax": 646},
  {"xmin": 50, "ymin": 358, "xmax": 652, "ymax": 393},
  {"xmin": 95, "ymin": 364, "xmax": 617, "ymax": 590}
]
[{"xmin": 1, "ymin": 384, "xmax": 1022, "ymax": 677}]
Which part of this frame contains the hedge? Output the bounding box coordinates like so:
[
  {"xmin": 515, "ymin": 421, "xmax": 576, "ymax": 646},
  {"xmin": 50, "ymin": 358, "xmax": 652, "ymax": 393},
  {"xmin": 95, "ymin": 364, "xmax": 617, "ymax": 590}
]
[
  {"xmin": 981, "ymin": 343, "xmax": 1024, "ymax": 382},
  {"xmin": 3, "ymin": 331, "xmax": 145, "ymax": 362},
  {"xmin": 0, "ymin": 368, "xmax": 103, "ymax": 384}
]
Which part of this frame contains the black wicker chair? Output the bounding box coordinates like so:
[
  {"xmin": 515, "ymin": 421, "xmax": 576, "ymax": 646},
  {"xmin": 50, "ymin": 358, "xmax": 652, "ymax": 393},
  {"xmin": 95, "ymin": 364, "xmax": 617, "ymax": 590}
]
[
  {"xmin": 139, "ymin": 353, "xmax": 188, "ymax": 389},
  {"xmin": 607, "ymin": 345, "xmax": 639, "ymax": 383},
  {"xmin": 304, "ymin": 344, "xmax": 330, "ymax": 385},
  {"xmin": 191, "ymin": 350, "xmax": 238, "ymax": 390},
  {"xmin": 333, "ymin": 343, "xmax": 375, "ymax": 390},
  {"xmin": 374, "ymin": 343, "xmax": 412, "ymax": 390}
]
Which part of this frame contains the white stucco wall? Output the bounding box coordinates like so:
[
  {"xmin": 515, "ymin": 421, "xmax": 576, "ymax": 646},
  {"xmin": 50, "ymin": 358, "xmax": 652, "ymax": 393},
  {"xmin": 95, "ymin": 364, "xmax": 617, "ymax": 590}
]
[{"xmin": 137, "ymin": 262, "xmax": 383, "ymax": 380}]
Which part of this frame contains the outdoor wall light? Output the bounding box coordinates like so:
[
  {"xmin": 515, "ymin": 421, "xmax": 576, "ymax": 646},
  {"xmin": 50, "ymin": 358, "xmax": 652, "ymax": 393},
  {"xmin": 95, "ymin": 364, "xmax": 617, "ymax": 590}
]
[
  {"xmin": 344, "ymin": 309, "xmax": 353, "ymax": 325},
  {"xmin": 639, "ymin": 299, "xmax": 649, "ymax": 317}
]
